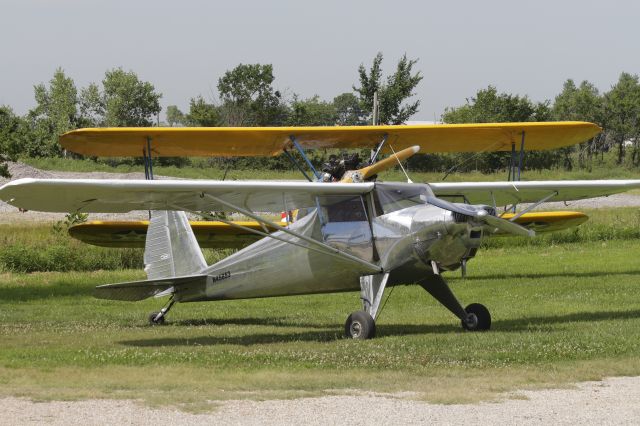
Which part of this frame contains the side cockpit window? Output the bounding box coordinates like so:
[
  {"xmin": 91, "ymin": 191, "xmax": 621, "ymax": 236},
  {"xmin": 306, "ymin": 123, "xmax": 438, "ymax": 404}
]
[
  {"xmin": 316, "ymin": 195, "xmax": 374, "ymax": 262},
  {"xmin": 318, "ymin": 195, "xmax": 368, "ymax": 223}
]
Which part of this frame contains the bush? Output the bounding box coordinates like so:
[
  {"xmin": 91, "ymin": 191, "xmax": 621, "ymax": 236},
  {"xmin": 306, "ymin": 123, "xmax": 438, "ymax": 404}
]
[{"xmin": 0, "ymin": 243, "xmax": 144, "ymax": 273}]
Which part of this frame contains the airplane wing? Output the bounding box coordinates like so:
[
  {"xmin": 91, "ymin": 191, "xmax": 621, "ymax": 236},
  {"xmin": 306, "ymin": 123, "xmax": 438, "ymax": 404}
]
[
  {"xmin": 60, "ymin": 122, "xmax": 601, "ymax": 157},
  {"xmin": 69, "ymin": 211, "xmax": 589, "ymax": 249},
  {"xmin": 429, "ymin": 180, "xmax": 640, "ymax": 206},
  {"xmin": 0, "ymin": 178, "xmax": 374, "ymax": 213},
  {"xmin": 69, "ymin": 220, "xmax": 271, "ymax": 248}
]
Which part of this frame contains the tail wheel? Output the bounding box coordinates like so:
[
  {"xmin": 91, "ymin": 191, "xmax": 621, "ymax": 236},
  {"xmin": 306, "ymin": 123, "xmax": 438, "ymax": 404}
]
[
  {"xmin": 344, "ymin": 311, "xmax": 376, "ymax": 339},
  {"xmin": 462, "ymin": 303, "xmax": 491, "ymax": 331}
]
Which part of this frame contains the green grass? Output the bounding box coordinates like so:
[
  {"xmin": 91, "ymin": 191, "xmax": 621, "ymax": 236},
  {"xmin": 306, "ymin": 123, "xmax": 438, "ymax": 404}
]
[
  {"xmin": 1, "ymin": 238, "xmax": 640, "ymax": 407},
  {"xmin": 0, "ymin": 223, "xmax": 234, "ymax": 272}
]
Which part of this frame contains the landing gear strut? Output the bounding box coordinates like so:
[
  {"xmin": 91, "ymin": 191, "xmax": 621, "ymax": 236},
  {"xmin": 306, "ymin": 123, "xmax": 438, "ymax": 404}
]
[
  {"xmin": 418, "ymin": 274, "xmax": 491, "ymax": 332},
  {"xmin": 148, "ymin": 298, "xmax": 176, "ymax": 326},
  {"xmin": 345, "ymin": 272, "xmax": 389, "ymax": 339}
]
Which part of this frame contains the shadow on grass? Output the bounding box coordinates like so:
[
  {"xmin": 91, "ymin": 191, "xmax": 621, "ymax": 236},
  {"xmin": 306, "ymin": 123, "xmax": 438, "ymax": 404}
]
[
  {"xmin": 174, "ymin": 317, "xmax": 335, "ymax": 329},
  {"xmin": 456, "ymin": 269, "xmax": 640, "ymax": 282},
  {"xmin": 492, "ymin": 308, "xmax": 640, "ymax": 332},
  {"xmin": 120, "ymin": 308, "xmax": 640, "ymax": 347},
  {"xmin": 121, "ymin": 329, "xmax": 343, "ymax": 346}
]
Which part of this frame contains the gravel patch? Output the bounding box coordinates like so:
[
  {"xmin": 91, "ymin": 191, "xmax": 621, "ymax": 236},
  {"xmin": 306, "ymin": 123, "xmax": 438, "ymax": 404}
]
[{"xmin": 1, "ymin": 376, "xmax": 639, "ymax": 425}]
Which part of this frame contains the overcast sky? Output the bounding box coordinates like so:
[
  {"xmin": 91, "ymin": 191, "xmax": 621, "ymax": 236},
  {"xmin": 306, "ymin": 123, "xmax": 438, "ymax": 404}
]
[{"xmin": 1, "ymin": 0, "xmax": 639, "ymax": 121}]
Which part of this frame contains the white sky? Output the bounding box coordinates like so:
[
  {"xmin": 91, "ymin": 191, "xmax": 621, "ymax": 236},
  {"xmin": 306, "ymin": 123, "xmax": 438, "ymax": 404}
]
[{"xmin": 1, "ymin": 0, "xmax": 639, "ymax": 121}]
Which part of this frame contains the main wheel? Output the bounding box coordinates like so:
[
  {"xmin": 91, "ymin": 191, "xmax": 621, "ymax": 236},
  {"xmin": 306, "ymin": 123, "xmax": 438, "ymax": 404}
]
[
  {"xmin": 344, "ymin": 311, "xmax": 376, "ymax": 339},
  {"xmin": 148, "ymin": 311, "xmax": 166, "ymax": 326},
  {"xmin": 461, "ymin": 303, "xmax": 491, "ymax": 331}
]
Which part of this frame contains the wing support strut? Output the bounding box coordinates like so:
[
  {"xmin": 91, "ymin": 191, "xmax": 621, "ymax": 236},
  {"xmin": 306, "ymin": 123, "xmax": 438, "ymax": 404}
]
[
  {"xmin": 143, "ymin": 136, "xmax": 154, "ymax": 180},
  {"xmin": 507, "ymin": 131, "xmax": 526, "ymax": 182},
  {"xmin": 507, "ymin": 191, "xmax": 559, "ymax": 222},
  {"xmin": 369, "ymin": 133, "xmax": 389, "ymax": 165},
  {"xmin": 290, "ymin": 136, "xmax": 320, "ymax": 180},
  {"xmin": 190, "ymin": 194, "xmax": 383, "ymax": 273},
  {"xmin": 143, "ymin": 136, "xmax": 154, "ymax": 219}
]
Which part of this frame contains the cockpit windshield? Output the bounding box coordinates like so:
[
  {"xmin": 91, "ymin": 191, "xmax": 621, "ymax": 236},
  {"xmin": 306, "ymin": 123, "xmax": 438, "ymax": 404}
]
[{"xmin": 373, "ymin": 183, "xmax": 432, "ymax": 215}]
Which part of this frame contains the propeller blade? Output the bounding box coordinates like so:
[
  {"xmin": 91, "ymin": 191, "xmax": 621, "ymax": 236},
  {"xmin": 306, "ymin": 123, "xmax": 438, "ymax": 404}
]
[
  {"xmin": 340, "ymin": 145, "xmax": 420, "ymax": 183},
  {"xmin": 483, "ymin": 214, "xmax": 535, "ymax": 237},
  {"xmin": 426, "ymin": 196, "xmax": 534, "ymax": 237}
]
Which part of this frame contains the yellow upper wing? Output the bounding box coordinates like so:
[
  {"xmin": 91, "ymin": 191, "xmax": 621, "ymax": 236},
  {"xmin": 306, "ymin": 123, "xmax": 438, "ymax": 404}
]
[{"xmin": 60, "ymin": 122, "xmax": 601, "ymax": 157}]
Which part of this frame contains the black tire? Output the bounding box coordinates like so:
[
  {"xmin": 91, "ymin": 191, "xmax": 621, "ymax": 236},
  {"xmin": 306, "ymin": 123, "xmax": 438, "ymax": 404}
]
[
  {"xmin": 148, "ymin": 312, "xmax": 166, "ymax": 326},
  {"xmin": 344, "ymin": 311, "xmax": 376, "ymax": 339},
  {"xmin": 462, "ymin": 303, "xmax": 491, "ymax": 331}
]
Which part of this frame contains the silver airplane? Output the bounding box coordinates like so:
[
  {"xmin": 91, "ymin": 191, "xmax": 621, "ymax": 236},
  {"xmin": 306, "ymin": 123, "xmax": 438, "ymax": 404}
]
[{"xmin": 2, "ymin": 177, "xmax": 640, "ymax": 339}]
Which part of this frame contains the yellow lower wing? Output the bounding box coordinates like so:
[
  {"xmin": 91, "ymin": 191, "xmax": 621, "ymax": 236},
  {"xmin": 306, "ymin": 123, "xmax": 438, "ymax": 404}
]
[
  {"xmin": 68, "ymin": 220, "xmax": 276, "ymax": 249},
  {"xmin": 69, "ymin": 211, "xmax": 587, "ymax": 248},
  {"xmin": 498, "ymin": 211, "xmax": 588, "ymax": 234}
]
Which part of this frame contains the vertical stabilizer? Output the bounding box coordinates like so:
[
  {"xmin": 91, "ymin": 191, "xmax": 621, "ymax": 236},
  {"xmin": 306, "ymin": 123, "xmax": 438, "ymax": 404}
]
[{"xmin": 144, "ymin": 211, "xmax": 207, "ymax": 280}]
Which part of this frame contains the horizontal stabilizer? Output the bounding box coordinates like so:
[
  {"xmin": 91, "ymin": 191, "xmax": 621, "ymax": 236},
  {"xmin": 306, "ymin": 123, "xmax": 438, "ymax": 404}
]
[{"xmin": 94, "ymin": 274, "xmax": 208, "ymax": 301}]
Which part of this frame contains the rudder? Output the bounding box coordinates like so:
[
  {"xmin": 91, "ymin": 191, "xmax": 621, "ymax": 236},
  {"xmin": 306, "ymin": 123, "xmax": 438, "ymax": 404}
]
[{"xmin": 144, "ymin": 211, "xmax": 207, "ymax": 280}]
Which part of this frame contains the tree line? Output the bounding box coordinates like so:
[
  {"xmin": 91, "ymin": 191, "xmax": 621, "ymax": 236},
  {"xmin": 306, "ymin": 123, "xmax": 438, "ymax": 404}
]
[{"xmin": 1, "ymin": 52, "xmax": 639, "ymax": 178}]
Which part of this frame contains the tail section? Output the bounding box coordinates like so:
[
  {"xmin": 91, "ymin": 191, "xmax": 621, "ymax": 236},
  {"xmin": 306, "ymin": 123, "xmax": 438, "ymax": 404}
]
[{"xmin": 144, "ymin": 211, "xmax": 207, "ymax": 280}]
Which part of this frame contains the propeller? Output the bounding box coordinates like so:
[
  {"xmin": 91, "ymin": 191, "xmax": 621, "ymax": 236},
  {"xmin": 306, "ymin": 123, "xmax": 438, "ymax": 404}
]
[
  {"xmin": 425, "ymin": 196, "xmax": 534, "ymax": 238},
  {"xmin": 339, "ymin": 145, "xmax": 420, "ymax": 183}
]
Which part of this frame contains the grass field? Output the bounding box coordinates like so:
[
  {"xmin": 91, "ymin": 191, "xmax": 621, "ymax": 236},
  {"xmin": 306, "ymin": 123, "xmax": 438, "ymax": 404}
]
[{"xmin": 1, "ymin": 232, "xmax": 640, "ymax": 409}]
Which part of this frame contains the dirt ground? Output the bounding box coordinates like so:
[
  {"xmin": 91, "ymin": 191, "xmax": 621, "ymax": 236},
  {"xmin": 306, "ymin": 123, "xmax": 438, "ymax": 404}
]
[{"xmin": 1, "ymin": 376, "xmax": 639, "ymax": 425}]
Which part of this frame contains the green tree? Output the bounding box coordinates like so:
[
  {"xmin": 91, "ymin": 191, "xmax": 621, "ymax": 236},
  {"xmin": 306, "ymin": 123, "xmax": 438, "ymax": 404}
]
[
  {"xmin": 603, "ymin": 72, "xmax": 640, "ymax": 165},
  {"xmin": 442, "ymin": 86, "xmax": 557, "ymax": 172},
  {"xmin": 333, "ymin": 92, "xmax": 366, "ymax": 125},
  {"xmin": 353, "ymin": 53, "xmax": 423, "ymax": 124},
  {"xmin": 184, "ymin": 96, "xmax": 221, "ymax": 126},
  {"xmin": 287, "ymin": 95, "xmax": 337, "ymax": 126},
  {"xmin": 25, "ymin": 68, "xmax": 78, "ymax": 156},
  {"xmin": 443, "ymin": 86, "xmax": 550, "ymax": 123},
  {"xmin": 0, "ymin": 106, "xmax": 24, "ymax": 177},
  {"xmin": 78, "ymin": 83, "xmax": 104, "ymax": 127},
  {"xmin": 77, "ymin": 69, "xmax": 162, "ymax": 128},
  {"xmin": 552, "ymin": 79, "xmax": 604, "ymax": 168},
  {"xmin": 166, "ymin": 105, "xmax": 185, "ymax": 127},
  {"xmin": 217, "ymin": 63, "xmax": 286, "ymax": 126},
  {"xmin": 101, "ymin": 68, "xmax": 162, "ymax": 126}
]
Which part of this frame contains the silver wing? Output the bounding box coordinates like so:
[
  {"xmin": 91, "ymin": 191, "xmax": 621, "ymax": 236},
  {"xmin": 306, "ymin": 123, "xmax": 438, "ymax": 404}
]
[
  {"xmin": 0, "ymin": 179, "xmax": 374, "ymax": 213},
  {"xmin": 429, "ymin": 180, "xmax": 640, "ymax": 206}
]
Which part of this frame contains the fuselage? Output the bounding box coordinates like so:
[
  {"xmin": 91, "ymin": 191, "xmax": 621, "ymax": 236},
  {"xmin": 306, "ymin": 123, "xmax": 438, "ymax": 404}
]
[{"xmin": 175, "ymin": 182, "xmax": 489, "ymax": 303}]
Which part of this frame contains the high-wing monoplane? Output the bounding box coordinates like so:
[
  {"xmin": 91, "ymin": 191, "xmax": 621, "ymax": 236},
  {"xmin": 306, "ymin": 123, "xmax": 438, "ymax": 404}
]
[{"xmin": 4, "ymin": 122, "xmax": 636, "ymax": 339}]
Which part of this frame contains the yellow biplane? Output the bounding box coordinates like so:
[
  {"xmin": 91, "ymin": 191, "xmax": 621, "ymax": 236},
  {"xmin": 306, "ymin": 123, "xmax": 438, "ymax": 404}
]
[
  {"xmin": 5, "ymin": 121, "xmax": 632, "ymax": 339},
  {"xmin": 62, "ymin": 122, "xmax": 596, "ymax": 249}
]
